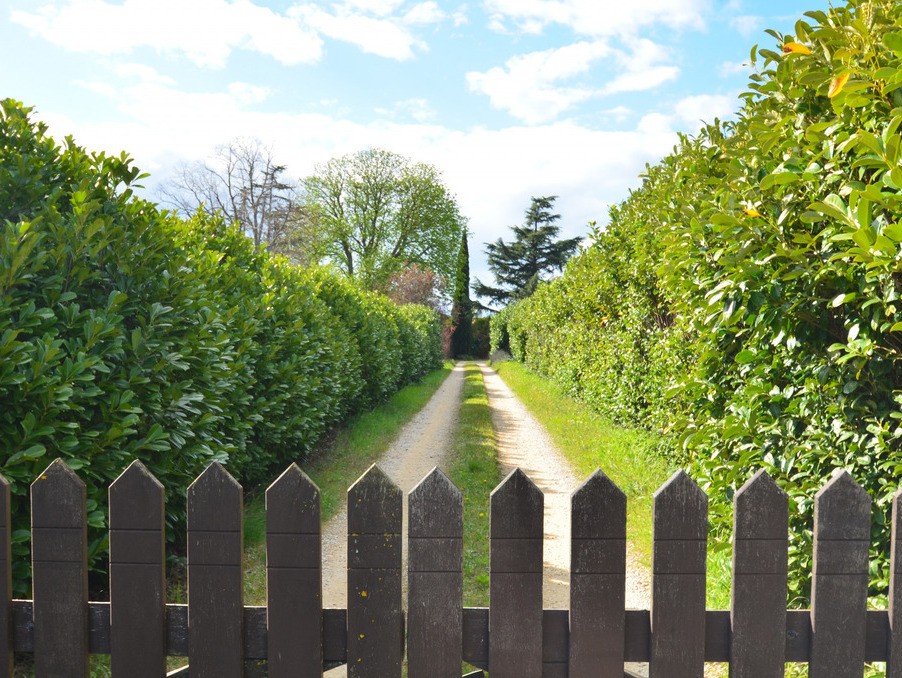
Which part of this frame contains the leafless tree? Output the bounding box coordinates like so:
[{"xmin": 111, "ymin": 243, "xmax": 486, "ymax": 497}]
[{"xmin": 159, "ymin": 139, "xmax": 321, "ymax": 265}]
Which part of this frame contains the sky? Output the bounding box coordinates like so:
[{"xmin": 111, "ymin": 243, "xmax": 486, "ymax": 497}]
[{"xmin": 1, "ymin": 0, "xmax": 834, "ymax": 291}]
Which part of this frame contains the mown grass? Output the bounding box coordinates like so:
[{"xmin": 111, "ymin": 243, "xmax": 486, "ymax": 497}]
[
  {"xmin": 241, "ymin": 362, "xmax": 454, "ymax": 605},
  {"xmin": 494, "ymin": 361, "xmax": 668, "ymax": 565},
  {"xmin": 446, "ymin": 363, "xmax": 502, "ymax": 607}
]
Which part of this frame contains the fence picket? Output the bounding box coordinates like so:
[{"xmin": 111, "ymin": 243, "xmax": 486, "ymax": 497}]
[
  {"xmin": 187, "ymin": 462, "xmax": 244, "ymax": 678},
  {"xmin": 31, "ymin": 459, "xmax": 89, "ymax": 677},
  {"xmin": 489, "ymin": 468, "xmax": 543, "ymax": 678},
  {"xmin": 407, "ymin": 468, "xmax": 463, "ymax": 678},
  {"xmin": 569, "ymin": 469, "xmax": 626, "ymax": 677},
  {"xmin": 0, "ymin": 474, "xmax": 8, "ymax": 678},
  {"xmin": 265, "ymin": 463, "xmax": 322, "ymax": 678},
  {"xmin": 108, "ymin": 460, "xmax": 166, "ymax": 678},
  {"xmin": 889, "ymin": 487, "xmax": 902, "ymax": 677},
  {"xmin": 809, "ymin": 470, "xmax": 871, "ymax": 677},
  {"xmin": 347, "ymin": 465, "xmax": 402, "ymax": 678},
  {"xmin": 650, "ymin": 470, "xmax": 707, "ymax": 678},
  {"xmin": 729, "ymin": 469, "xmax": 787, "ymax": 678}
]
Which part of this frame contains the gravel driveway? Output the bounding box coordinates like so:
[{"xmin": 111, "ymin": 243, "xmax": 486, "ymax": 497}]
[{"xmin": 322, "ymin": 360, "xmax": 651, "ymax": 676}]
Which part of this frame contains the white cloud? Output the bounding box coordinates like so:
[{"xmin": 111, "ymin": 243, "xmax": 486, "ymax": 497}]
[
  {"xmin": 673, "ymin": 93, "xmax": 737, "ymax": 127},
  {"xmin": 12, "ymin": 0, "xmax": 323, "ymax": 68},
  {"xmin": 227, "ymin": 82, "xmax": 271, "ymax": 105},
  {"xmin": 375, "ymin": 98, "xmax": 436, "ymax": 122},
  {"xmin": 32, "ymin": 77, "xmax": 679, "ymax": 284},
  {"xmin": 483, "ymin": 0, "xmax": 706, "ymax": 37},
  {"xmin": 466, "ymin": 41, "xmax": 612, "ymax": 124},
  {"xmin": 290, "ymin": 0, "xmax": 446, "ymax": 60},
  {"xmin": 729, "ymin": 14, "xmax": 761, "ymax": 37},
  {"xmin": 719, "ymin": 60, "xmax": 750, "ymax": 77}
]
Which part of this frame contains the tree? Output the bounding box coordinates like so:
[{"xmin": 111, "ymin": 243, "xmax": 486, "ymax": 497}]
[
  {"xmin": 473, "ymin": 196, "xmax": 581, "ymax": 307},
  {"xmin": 303, "ymin": 149, "xmax": 465, "ymax": 289},
  {"xmin": 159, "ymin": 138, "xmax": 321, "ymax": 264},
  {"xmin": 384, "ymin": 264, "xmax": 447, "ymax": 311},
  {"xmin": 450, "ymin": 230, "xmax": 473, "ymax": 358}
]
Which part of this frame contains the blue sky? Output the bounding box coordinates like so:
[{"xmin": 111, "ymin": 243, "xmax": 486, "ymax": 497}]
[{"xmin": 2, "ymin": 0, "xmax": 832, "ymax": 288}]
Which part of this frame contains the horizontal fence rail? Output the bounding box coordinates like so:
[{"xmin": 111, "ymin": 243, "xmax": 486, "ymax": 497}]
[{"xmin": 1, "ymin": 459, "xmax": 901, "ymax": 677}]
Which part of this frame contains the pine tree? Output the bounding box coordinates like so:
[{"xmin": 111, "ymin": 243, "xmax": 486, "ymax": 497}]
[
  {"xmin": 473, "ymin": 196, "xmax": 581, "ymax": 306},
  {"xmin": 450, "ymin": 230, "xmax": 473, "ymax": 358}
]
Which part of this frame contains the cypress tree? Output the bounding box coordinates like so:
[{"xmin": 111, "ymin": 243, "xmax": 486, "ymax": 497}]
[{"xmin": 450, "ymin": 230, "xmax": 473, "ymax": 358}]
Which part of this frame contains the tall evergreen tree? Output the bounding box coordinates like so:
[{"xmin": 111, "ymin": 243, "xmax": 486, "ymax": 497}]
[
  {"xmin": 450, "ymin": 230, "xmax": 473, "ymax": 357},
  {"xmin": 474, "ymin": 196, "xmax": 581, "ymax": 307}
]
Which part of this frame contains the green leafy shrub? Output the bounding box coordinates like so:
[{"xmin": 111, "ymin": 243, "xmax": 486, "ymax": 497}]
[
  {"xmin": 499, "ymin": 0, "xmax": 902, "ymax": 598},
  {"xmin": 0, "ymin": 100, "xmax": 442, "ymax": 593}
]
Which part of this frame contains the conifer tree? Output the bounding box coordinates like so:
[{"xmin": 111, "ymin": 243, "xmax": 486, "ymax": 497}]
[
  {"xmin": 450, "ymin": 230, "xmax": 473, "ymax": 357},
  {"xmin": 474, "ymin": 196, "xmax": 581, "ymax": 306}
]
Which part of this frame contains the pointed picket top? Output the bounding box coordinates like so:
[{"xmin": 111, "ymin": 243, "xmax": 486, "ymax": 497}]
[
  {"xmin": 491, "ymin": 468, "xmax": 543, "ymax": 539},
  {"xmin": 734, "ymin": 470, "xmax": 788, "ymax": 540},
  {"xmin": 187, "ymin": 462, "xmax": 242, "ymax": 532},
  {"xmin": 409, "ymin": 467, "xmax": 462, "ymax": 538},
  {"xmin": 109, "ymin": 460, "xmax": 164, "ymax": 530},
  {"xmin": 266, "ymin": 463, "xmax": 320, "ymax": 534},
  {"xmin": 653, "ymin": 470, "xmax": 707, "ymax": 540},
  {"xmin": 814, "ymin": 469, "xmax": 871, "ymax": 540},
  {"xmin": 572, "ymin": 469, "xmax": 626, "ymax": 540},
  {"xmin": 348, "ymin": 464, "xmax": 401, "ymax": 533},
  {"xmin": 31, "ymin": 458, "xmax": 85, "ymax": 528}
]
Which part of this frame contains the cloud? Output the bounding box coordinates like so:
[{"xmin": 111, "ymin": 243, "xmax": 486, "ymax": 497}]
[
  {"xmin": 32, "ymin": 77, "xmax": 679, "ymax": 284},
  {"xmin": 12, "ymin": 0, "xmax": 323, "ymax": 68},
  {"xmin": 466, "ymin": 41, "xmax": 612, "ymax": 124},
  {"xmin": 729, "ymin": 14, "xmax": 761, "ymax": 37},
  {"xmin": 483, "ymin": 0, "xmax": 706, "ymax": 37},
  {"xmin": 673, "ymin": 93, "xmax": 738, "ymax": 127},
  {"xmin": 374, "ymin": 98, "xmax": 436, "ymax": 122},
  {"xmin": 289, "ymin": 1, "xmax": 446, "ymax": 60},
  {"xmin": 719, "ymin": 60, "xmax": 751, "ymax": 77}
]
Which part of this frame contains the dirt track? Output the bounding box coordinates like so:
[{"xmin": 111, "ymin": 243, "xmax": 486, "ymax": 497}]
[{"xmin": 322, "ymin": 360, "xmax": 651, "ymax": 676}]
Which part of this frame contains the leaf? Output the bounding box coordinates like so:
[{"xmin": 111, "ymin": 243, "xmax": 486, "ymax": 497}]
[
  {"xmin": 884, "ymin": 31, "xmax": 902, "ymax": 57},
  {"xmin": 782, "ymin": 42, "xmax": 811, "ymax": 55},
  {"xmin": 831, "ymin": 293, "xmax": 858, "ymax": 307},
  {"xmin": 760, "ymin": 171, "xmax": 799, "ymax": 190},
  {"xmin": 829, "ymin": 72, "xmax": 851, "ymax": 98},
  {"xmin": 735, "ymin": 350, "xmax": 757, "ymax": 364}
]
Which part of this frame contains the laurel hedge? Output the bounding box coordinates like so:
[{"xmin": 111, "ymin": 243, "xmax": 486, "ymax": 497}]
[
  {"xmin": 0, "ymin": 100, "xmax": 442, "ymax": 592},
  {"xmin": 492, "ymin": 0, "xmax": 902, "ymax": 598}
]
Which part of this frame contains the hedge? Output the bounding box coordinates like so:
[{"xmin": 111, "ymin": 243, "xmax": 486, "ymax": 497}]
[
  {"xmin": 492, "ymin": 0, "xmax": 902, "ymax": 599},
  {"xmin": 0, "ymin": 100, "xmax": 442, "ymax": 593}
]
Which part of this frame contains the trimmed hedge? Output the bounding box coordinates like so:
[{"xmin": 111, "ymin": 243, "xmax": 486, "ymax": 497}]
[
  {"xmin": 492, "ymin": 0, "xmax": 902, "ymax": 598},
  {"xmin": 0, "ymin": 100, "xmax": 442, "ymax": 593}
]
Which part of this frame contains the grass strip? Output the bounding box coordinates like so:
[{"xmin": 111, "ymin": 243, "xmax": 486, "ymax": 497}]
[
  {"xmin": 493, "ymin": 361, "xmax": 736, "ymax": 609},
  {"xmin": 242, "ymin": 362, "xmax": 454, "ymax": 605},
  {"xmin": 446, "ymin": 363, "xmax": 501, "ymax": 607},
  {"xmin": 493, "ymin": 362, "xmax": 669, "ymax": 566}
]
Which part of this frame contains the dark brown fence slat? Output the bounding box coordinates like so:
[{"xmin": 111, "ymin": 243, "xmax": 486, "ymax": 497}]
[
  {"xmin": 31, "ymin": 459, "xmax": 89, "ymax": 677},
  {"xmin": 569, "ymin": 470, "xmax": 626, "ymax": 677},
  {"xmin": 490, "ymin": 468, "xmax": 543, "ymax": 678},
  {"xmin": 542, "ymin": 609, "xmax": 568, "ymax": 678},
  {"xmin": 265, "ymin": 463, "xmax": 321, "ymax": 678},
  {"xmin": 650, "ymin": 470, "xmax": 707, "ymax": 678},
  {"xmin": 729, "ymin": 469, "xmax": 787, "ymax": 677},
  {"xmin": 809, "ymin": 470, "xmax": 871, "ymax": 677},
  {"xmin": 890, "ymin": 487, "xmax": 902, "ymax": 677},
  {"xmin": 109, "ymin": 460, "xmax": 166, "ymax": 678},
  {"xmin": 187, "ymin": 462, "xmax": 243, "ymax": 678},
  {"xmin": 347, "ymin": 465, "xmax": 402, "ymax": 678},
  {"xmin": 408, "ymin": 468, "xmax": 463, "ymax": 678},
  {"xmin": 0, "ymin": 474, "xmax": 9, "ymax": 678}
]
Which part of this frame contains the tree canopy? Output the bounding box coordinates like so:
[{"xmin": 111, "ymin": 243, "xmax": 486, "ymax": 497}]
[
  {"xmin": 450, "ymin": 230, "xmax": 473, "ymax": 357},
  {"xmin": 474, "ymin": 196, "xmax": 581, "ymax": 307},
  {"xmin": 303, "ymin": 148, "xmax": 466, "ymax": 290}
]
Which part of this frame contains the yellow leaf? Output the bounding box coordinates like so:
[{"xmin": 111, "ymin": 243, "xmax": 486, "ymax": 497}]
[
  {"xmin": 829, "ymin": 72, "xmax": 851, "ymax": 98},
  {"xmin": 782, "ymin": 42, "xmax": 811, "ymax": 55},
  {"xmin": 743, "ymin": 207, "xmax": 762, "ymax": 218}
]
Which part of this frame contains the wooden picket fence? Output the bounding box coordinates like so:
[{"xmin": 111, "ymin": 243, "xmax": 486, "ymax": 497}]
[{"xmin": 0, "ymin": 458, "xmax": 900, "ymax": 677}]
